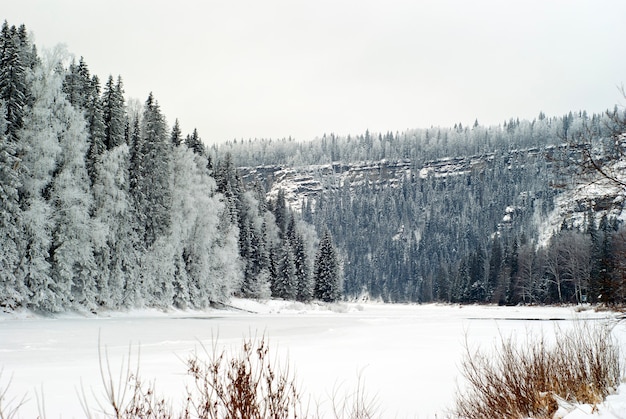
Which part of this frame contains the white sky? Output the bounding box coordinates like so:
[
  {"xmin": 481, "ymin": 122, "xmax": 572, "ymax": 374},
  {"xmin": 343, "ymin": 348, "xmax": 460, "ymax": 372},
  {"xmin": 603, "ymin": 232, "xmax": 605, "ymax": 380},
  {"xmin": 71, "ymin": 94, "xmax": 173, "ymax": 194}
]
[{"xmin": 5, "ymin": 0, "xmax": 626, "ymax": 144}]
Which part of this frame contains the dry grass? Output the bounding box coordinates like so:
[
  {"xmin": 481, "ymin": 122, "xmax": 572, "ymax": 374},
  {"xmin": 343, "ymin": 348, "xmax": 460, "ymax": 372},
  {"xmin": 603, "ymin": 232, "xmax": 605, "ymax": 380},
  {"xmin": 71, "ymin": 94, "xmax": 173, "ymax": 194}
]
[
  {"xmin": 454, "ymin": 321, "xmax": 623, "ymax": 419},
  {"xmin": 72, "ymin": 333, "xmax": 378, "ymax": 418},
  {"xmin": 185, "ymin": 334, "xmax": 305, "ymax": 419},
  {"xmin": 0, "ymin": 369, "xmax": 27, "ymax": 419},
  {"xmin": 329, "ymin": 372, "xmax": 379, "ymax": 419}
]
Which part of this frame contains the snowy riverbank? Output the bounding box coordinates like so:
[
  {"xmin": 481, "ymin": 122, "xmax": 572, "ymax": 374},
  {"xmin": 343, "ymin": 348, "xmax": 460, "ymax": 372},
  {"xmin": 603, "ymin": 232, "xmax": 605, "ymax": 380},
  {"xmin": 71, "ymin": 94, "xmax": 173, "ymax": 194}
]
[{"xmin": 1, "ymin": 301, "xmax": 625, "ymax": 418}]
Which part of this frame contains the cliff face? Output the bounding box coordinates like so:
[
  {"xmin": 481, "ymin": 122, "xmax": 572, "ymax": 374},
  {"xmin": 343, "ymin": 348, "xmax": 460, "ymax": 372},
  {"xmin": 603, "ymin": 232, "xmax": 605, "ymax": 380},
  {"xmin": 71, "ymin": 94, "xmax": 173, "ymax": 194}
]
[
  {"xmin": 241, "ymin": 146, "xmax": 626, "ymax": 241},
  {"xmin": 239, "ymin": 159, "xmax": 412, "ymax": 211}
]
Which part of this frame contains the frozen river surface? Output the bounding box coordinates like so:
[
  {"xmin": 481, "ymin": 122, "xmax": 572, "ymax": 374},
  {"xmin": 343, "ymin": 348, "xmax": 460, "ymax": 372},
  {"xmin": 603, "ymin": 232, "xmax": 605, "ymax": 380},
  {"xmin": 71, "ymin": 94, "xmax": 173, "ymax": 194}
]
[{"xmin": 1, "ymin": 301, "xmax": 624, "ymax": 418}]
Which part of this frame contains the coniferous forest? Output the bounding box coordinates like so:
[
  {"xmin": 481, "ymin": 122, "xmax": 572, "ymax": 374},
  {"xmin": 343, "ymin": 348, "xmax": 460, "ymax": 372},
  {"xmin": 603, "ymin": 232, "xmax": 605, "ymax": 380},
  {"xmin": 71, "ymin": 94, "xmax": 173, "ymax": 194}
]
[
  {"xmin": 0, "ymin": 22, "xmax": 341, "ymax": 312},
  {"xmin": 217, "ymin": 108, "xmax": 626, "ymax": 306},
  {"xmin": 1, "ymin": 21, "xmax": 626, "ymax": 312}
]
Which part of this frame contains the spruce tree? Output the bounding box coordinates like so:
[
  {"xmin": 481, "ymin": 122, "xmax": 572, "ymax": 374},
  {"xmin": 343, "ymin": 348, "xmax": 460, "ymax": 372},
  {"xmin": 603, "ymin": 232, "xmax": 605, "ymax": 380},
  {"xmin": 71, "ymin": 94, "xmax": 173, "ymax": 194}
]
[
  {"xmin": 294, "ymin": 233, "xmax": 313, "ymax": 302},
  {"xmin": 170, "ymin": 118, "xmax": 182, "ymax": 146},
  {"xmin": 185, "ymin": 128, "xmax": 204, "ymax": 155},
  {"xmin": 133, "ymin": 92, "xmax": 172, "ymax": 247},
  {"xmin": 273, "ymin": 189, "xmax": 287, "ymax": 238},
  {"xmin": 0, "ymin": 103, "xmax": 24, "ymax": 309},
  {"xmin": 63, "ymin": 58, "xmax": 106, "ymax": 185},
  {"xmin": 0, "ymin": 21, "xmax": 27, "ymax": 142},
  {"xmin": 273, "ymin": 244, "xmax": 297, "ymax": 300},
  {"xmin": 314, "ymin": 230, "xmax": 342, "ymax": 302},
  {"xmin": 102, "ymin": 75, "xmax": 125, "ymax": 149},
  {"xmin": 85, "ymin": 75, "xmax": 106, "ymax": 184}
]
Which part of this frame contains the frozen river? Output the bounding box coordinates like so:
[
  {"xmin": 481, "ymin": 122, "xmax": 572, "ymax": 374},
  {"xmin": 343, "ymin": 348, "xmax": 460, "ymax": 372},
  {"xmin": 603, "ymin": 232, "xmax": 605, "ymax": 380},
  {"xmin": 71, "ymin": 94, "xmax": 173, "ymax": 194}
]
[{"xmin": 1, "ymin": 301, "xmax": 624, "ymax": 418}]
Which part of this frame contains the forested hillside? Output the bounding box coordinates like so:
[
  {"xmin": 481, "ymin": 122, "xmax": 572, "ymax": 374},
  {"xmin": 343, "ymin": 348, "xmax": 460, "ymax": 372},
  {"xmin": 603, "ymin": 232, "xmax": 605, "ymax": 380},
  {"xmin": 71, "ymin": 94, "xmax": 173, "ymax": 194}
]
[
  {"xmin": 0, "ymin": 22, "xmax": 342, "ymax": 312},
  {"xmin": 218, "ymin": 110, "xmax": 626, "ymax": 305},
  {"xmin": 2, "ymin": 21, "xmax": 625, "ymax": 312}
]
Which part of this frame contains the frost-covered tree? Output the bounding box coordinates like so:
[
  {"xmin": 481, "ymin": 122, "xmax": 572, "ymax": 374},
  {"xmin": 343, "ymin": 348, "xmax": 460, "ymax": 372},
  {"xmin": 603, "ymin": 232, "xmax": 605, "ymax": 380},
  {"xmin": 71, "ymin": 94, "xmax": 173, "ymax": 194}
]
[
  {"xmin": 314, "ymin": 229, "xmax": 342, "ymax": 302},
  {"xmin": 202, "ymin": 199, "xmax": 243, "ymax": 303},
  {"xmin": 18, "ymin": 57, "xmax": 63, "ymax": 311},
  {"xmin": 168, "ymin": 145, "xmax": 241, "ymax": 307},
  {"xmin": 46, "ymin": 61, "xmax": 97, "ymax": 311},
  {"xmin": 91, "ymin": 144, "xmax": 139, "ymax": 308}
]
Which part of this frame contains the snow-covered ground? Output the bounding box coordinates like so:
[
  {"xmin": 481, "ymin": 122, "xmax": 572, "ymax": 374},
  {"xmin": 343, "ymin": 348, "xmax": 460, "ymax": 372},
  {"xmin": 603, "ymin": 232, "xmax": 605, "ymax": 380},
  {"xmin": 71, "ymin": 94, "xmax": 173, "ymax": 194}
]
[{"xmin": 0, "ymin": 301, "xmax": 625, "ymax": 418}]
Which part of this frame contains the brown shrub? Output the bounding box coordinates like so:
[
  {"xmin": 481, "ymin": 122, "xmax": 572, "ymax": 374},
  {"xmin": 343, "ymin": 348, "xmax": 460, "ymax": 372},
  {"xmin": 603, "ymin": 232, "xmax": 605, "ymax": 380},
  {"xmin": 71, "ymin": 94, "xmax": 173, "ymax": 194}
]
[
  {"xmin": 454, "ymin": 321, "xmax": 622, "ymax": 419},
  {"xmin": 185, "ymin": 334, "xmax": 305, "ymax": 419},
  {"xmin": 76, "ymin": 333, "xmax": 378, "ymax": 418}
]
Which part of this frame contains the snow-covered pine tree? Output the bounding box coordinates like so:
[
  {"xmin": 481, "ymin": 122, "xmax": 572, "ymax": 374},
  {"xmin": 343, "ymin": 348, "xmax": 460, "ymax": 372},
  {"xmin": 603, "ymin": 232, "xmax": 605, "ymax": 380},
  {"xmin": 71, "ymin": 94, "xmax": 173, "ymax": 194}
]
[
  {"xmin": 273, "ymin": 243, "xmax": 297, "ymax": 300},
  {"xmin": 235, "ymin": 191, "xmax": 273, "ymax": 299},
  {"xmin": 0, "ymin": 23, "xmax": 30, "ymax": 309},
  {"xmin": 62, "ymin": 58, "xmax": 106, "ymax": 185},
  {"xmin": 0, "ymin": 102, "xmax": 24, "ymax": 309},
  {"xmin": 0, "ymin": 21, "xmax": 27, "ymax": 142},
  {"xmin": 170, "ymin": 118, "xmax": 182, "ymax": 147},
  {"xmin": 272, "ymin": 189, "xmax": 287, "ymax": 238},
  {"xmin": 293, "ymin": 233, "xmax": 313, "ymax": 302},
  {"xmin": 314, "ymin": 229, "xmax": 342, "ymax": 302},
  {"xmin": 132, "ymin": 92, "xmax": 172, "ymax": 249},
  {"xmin": 102, "ymin": 75, "xmax": 125, "ymax": 150},
  {"xmin": 62, "ymin": 57, "xmax": 90, "ymax": 108},
  {"xmin": 284, "ymin": 215, "xmax": 312, "ymax": 301},
  {"xmin": 185, "ymin": 128, "xmax": 204, "ymax": 155},
  {"xmin": 84, "ymin": 75, "xmax": 106, "ymax": 183}
]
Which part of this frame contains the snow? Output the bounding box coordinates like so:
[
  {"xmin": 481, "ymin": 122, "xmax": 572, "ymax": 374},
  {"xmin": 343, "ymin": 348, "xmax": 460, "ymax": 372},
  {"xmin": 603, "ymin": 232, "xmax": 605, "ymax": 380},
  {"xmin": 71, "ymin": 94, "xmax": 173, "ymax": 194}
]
[
  {"xmin": 0, "ymin": 302, "xmax": 624, "ymax": 418},
  {"xmin": 555, "ymin": 384, "xmax": 626, "ymax": 418}
]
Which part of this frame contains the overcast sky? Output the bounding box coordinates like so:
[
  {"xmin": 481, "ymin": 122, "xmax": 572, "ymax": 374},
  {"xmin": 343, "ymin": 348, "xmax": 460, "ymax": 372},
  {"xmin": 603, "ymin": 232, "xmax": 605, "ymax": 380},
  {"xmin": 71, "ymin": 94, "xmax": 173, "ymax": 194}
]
[{"xmin": 5, "ymin": 0, "xmax": 626, "ymax": 144}]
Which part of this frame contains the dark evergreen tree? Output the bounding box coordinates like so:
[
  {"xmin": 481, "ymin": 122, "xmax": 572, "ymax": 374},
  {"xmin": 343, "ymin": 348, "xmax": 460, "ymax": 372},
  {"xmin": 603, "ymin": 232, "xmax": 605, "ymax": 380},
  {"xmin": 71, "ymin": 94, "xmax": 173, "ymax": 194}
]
[
  {"xmin": 185, "ymin": 128, "xmax": 204, "ymax": 155},
  {"xmin": 505, "ymin": 238, "xmax": 520, "ymax": 305},
  {"xmin": 0, "ymin": 104, "xmax": 24, "ymax": 308},
  {"xmin": 314, "ymin": 230, "xmax": 342, "ymax": 302},
  {"xmin": 273, "ymin": 189, "xmax": 288, "ymax": 238},
  {"xmin": 268, "ymin": 245, "xmax": 279, "ymax": 292},
  {"xmin": 293, "ymin": 233, "xmax": 313, "ymax": 302},
  {"xmin": 170, "ymin": 118, "xmax": 182, "ymax": 146},
  {"xmin": 63, "ymin": 58, "xmax": 106, "ymax": 184},
  {"xmin": 273, "ymin": 244, "xmax": 297, "ymax": 300},
  {"xmin": 0, "ymin": 21, "xmax": 27, "ymax": 142},
  {"xmin": 84, "ymin": 75, "xmax": 106, "ymax": 183},
  {"xmin": 130, "ymin": 93, "xmax": 172, "ymax": 247},
  {"xmin": 487, "ymin": 234, "xmax": 503, "ymax": 303},
  {"xmin": 102, "ymin": 75, "xmax": 125, "ymax": 149},
  {"xmin": 62, "ymin": 57, "xmax": 90, "ymax": 108},
  {"xmin": 595, "ymin": 215, "xmax": 617, "ymax": 304}
]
